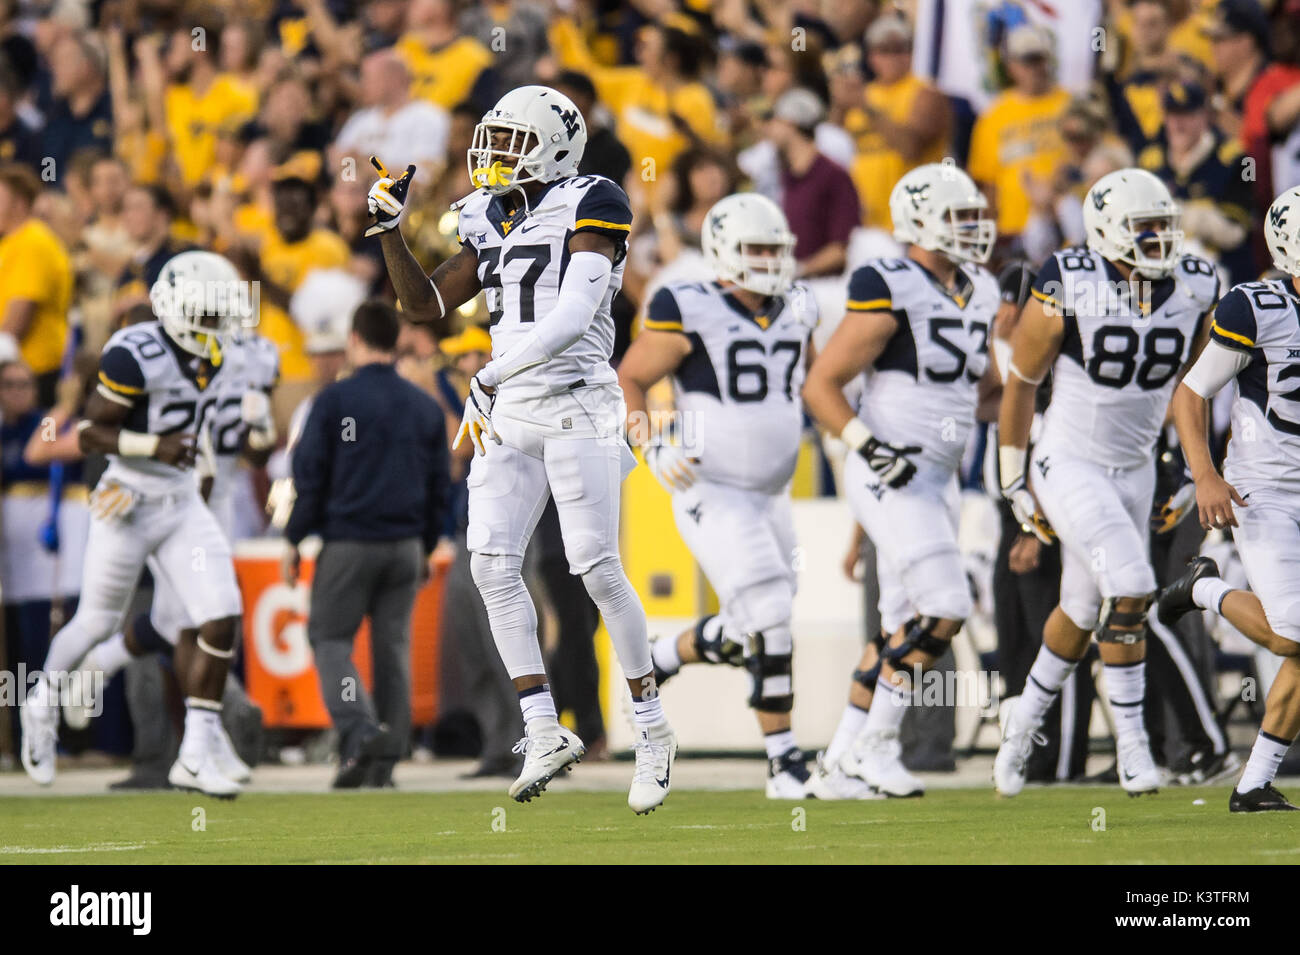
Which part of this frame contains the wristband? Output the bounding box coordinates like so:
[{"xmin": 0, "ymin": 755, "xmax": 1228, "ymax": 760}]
[
  {"xmin": 118, "ymin": 430, "xmax": 160, "ymax": 458},
  {"xmin": 999, "ymin": 445, "xmax": 1026, "ymax": 491},
  {"xmin": 840, "ymin": 417, "xmax": 873, "ymax": 453}
]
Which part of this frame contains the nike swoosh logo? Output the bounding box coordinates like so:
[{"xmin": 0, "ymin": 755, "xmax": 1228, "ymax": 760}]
[
  {"xmin": 543, "ymin": 739, "xmax": 569, "ymax": 758},
  {"xmin": 657, "ymin": 763, "xmax": 671, "ymax": 789},
  {"xmin": 588, "ymin": 276, "xmax": 602, "ymax": 283},
  {"xmin": 1122, "ymin": 770, "xmax": 1138, "ymax": 781},
  {"xmin": 183, "ymin": 762, "xmax": 202, "ymax": 777}
]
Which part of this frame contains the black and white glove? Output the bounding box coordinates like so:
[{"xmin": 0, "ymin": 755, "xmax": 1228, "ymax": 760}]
[
  {"xmin": 999, "ymin": 446, "xmax": 1054, "ymax": 543},
  {"xmin": 452, "ymin": 374, "xmax": 501, "ymax": 456},
  {"xmin": 365, "ymin": 156, "xmax": 416, "ymax": 237},
  {"xmin": 841, "ymin": 418, "xmax": 920, "ymax": 489}
]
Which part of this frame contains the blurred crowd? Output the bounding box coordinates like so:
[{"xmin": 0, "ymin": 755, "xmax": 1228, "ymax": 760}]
[{"xmin": 0, "ymin": 0, "xmax": 1298, "ymax": 770}]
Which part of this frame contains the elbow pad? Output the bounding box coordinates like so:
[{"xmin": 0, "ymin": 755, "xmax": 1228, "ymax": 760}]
[{"xmin": 478, "ymin": 251, "xmax": 613, "ymax": 387}]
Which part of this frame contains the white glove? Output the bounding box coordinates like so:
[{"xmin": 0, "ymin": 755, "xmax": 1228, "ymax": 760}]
[
  {"xmin": 89, "ymin": 479, "xmax": 137, "ymax": 522},
  {"xmin": 365, "ymin": 156, "xmax": 416, "ymax": 237},
  {"xmin": 241, "ymin": 390, "xmax": 277, "ymax": 450},
  {"xmin": 644, "ymin": 443, "xmax": 698, "ymax": 493},
  {"xmin": 452, "ymin": 374, "xmax": 501, "ymax": 456}
]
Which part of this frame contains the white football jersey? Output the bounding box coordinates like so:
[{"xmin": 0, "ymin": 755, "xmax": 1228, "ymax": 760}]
[
  {"xmin": 1210, "ymin": 279, "xmax": 1300, "ymax": 492},
  {"xmin": 205, "ymin": 331, "xmax": 280, "ymax": 532},
  {"xmin": 97, "ymin": 321, "xmax": 233, "ymax": 496},
  {"xmin": 647, "ymin": 280, "xmax": 818, "ymax": 494},
  {"xmin": 846, "ymin": 256, "xmax": 998, "ymax": 476},
  {"xmin": 457, "ymin": 174, "xmax": 631, "ymax": 400},
  {"xmin": 1031, "ymin": 248, "xmax": 1218, "ymax": 468}
]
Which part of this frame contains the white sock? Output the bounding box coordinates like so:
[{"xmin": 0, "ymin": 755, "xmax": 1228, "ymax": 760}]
[
  {"xmin": 181, "ymin": 698, "xmax": 222, "ymax": 760},
  {"xmin": 651, "ymin": 635, "xmax": 682, "ymax": 677},
  {"xmin": 84, "ymin": 633, "xmax": 132, "ymax": 680},
  {"xmin": 1238, "ymin": 731, "xmax": 1291, "ymax": 793},
  {"xmin": 1192, "ymin": 577, "xmax": 1231, "ymax": 613},
  {"xmin": 825, "ymin": 704, "xmax": 870, "ymax": 766},
  {"xmin": 1103, "ymin": 661, "xmax": 1147, "ymax": 745},
  {"xmin": 863, "ymin": 673, "xmax": 910, "ymax": 736},
  {"xmin": 1019, "ymin": 646, "xmax": 1079, "ymax": 728},
  {"xmin": 519, "ymin": 685, "xmax": 558, "ymax": 734},
  {"xmin": 632, "ymin": 688, "xmax": 665, "ymax": 727},
  {"xmin": 765, "ymin": 729, "xmax": 796, "ymax": 760}
]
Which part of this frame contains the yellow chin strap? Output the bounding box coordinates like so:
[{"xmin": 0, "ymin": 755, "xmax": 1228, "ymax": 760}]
[{"xmin": 472, "ymin": 161, "xmax": 516, "ymax": 189}]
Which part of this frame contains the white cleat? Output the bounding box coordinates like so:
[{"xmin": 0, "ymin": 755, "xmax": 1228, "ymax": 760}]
[
  {"xmin": 19, "ymin": 681, "xmax": 58, "ymax": 786},
  {"xmin": 168, "ymin": 752, "xmax": 242, "ymax": 799},
  {"xmin": 508, "ymin": 723, "xmax": 585, "ymax": 803},
  {"xmin": 61, "ymin": 667, "xmax": 100, "ymax": 731},
  {"xmin": 629, "ymin": 720, "xmax": 677, "ymax": 814},
  {"xmin": 1118, "ymin": 735, "xmax": 1162, "ymax": 796},
  {"xmin": 804, "ymin": 752, "xmax": 884, "ymax": 800},
  {"xmin": 209, "ymin": 722, "xmax": 253, "ymax": 784},
  {"xmin": 848, "ymin": 729, "xmax": 924, "ymax": 797},
  {"xmin": 993, "ymin": 698, "xmax": 1043, "ymax": 798}
]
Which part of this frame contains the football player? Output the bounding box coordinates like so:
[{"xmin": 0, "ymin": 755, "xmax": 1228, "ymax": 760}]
[
  {"xmin": 369, "ymin": 86, "xmax": 675, "ymax": 813},
  {"xmin": 994, "ymin": 169, "xmax": 1218, "ymax": 797},
  {"xmin": 1160, "ymin": 185, "xmax": 1300, "ymax": 811},
  {"xmin": 66, "ymin": 319, "xmax": 280, "ymax": 788},
  {"xmin": 803, "ymin": 162, "xmax": 999, "ymax": 797},
  {"xmin": 19, "ymin": 251, "xmax": 248, "ymax": 798},
  {"xmin": 617, "ymin": 193, "xmax": 816, "ymax": 798}
]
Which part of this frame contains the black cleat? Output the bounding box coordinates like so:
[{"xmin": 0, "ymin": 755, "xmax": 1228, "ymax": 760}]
[
  {"xmin": 768, "ymin": 747, "xmax": 811, "ymax": 785},
  {"xmin": 1157, "ymin": 556, "xmax": 1220, "ymax": 627},
  {"xmin": 1229, "ymin": 782, "xmax": 1299, "ymax": 812}
]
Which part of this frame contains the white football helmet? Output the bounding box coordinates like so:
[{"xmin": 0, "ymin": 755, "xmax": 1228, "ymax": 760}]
[
  {"xmin": 889, "ymin": 163, "xmax": 995, "ymax": 265},
  {"xmin": 1265, "ymin": 185, "xmax": 1300, "ymax": 277},
  {"xmin": 1083, "ymin": 168, "xmax": 1184, "ymax": 278},
  {"xmin": 701, "ymin": 193, "xmax": 797, "ymax": 296},
  {"xmin": 467, "ymin": 85, "xmax": 587, "ymax": 195},
  {"xmin": 150, "ymin": 251, "xmax": 250, "ymax": 364}
]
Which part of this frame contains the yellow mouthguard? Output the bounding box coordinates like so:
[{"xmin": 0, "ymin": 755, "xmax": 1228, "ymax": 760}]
[
  {"xmin": 472, "ymin": 161, "xmax": 515, "ymax": 188},
  {"xmin": 199, "ymin": 334, "xmax": 223, "ymax": 367}
]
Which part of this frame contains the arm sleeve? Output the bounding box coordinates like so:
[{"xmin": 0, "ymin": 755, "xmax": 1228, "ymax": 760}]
[
  {"xmin": 1181, "ymin": 338, "xmax": 1252, "ymax": 399},
  {"xmin": 476, "ymin": 250, "xmax": 613, "ymax": 387},
  {"xmin": 845, "ymin": 266, "xmax": 892, "ymax": 312},
  {"xmin": 97, "ymin": 345, "xmax": 146, "ymax": 407},
  {"xmin": 1208, "ymin": 288, "xmax": 1257, "ymax": 351},
  {"xmin": 285, "ymin": 391, "xmax": 331, "ymax": 546},
  {"xmin": 643, "ymin": 286, "xmax": 684, "ymax": 332},
  {"xmin": 424, "ymin": 406, "xmax": 450, "ymax": 555}
]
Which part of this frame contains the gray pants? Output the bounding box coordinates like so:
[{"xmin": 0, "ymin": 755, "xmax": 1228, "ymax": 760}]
[{"xmin": 308, "ymin": 538, "xmax": 422, "ymax": 759}]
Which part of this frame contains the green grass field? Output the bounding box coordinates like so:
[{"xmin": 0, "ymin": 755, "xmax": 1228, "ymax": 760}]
[{"xmin": 2, "ymin": 786, "xmax": 1298, "ymax": 864}]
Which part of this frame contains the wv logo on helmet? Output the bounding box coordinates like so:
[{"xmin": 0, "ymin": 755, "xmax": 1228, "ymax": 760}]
[{"xmin": 550, "ymin": 105, "xmax": 580, "ymax": 140}]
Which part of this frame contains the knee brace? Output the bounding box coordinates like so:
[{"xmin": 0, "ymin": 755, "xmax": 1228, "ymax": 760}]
[
  {"xmin": 692, "ymin": 614, "xmax": 745, "ymax": 667},
  {"xmin": 744, "ymin": 625, "xmax": 793, "ymax": 713},
  {"xmin": 852, "ymin": 631, "xmax": 888, "ymax": 692},
  {"xmin": 882, "ymin": 615, "xmax": 952, "ymax": 670},
  {"xmin": 1096, "ymin": 595, "xmax": 1152, "ymax": 644}
]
